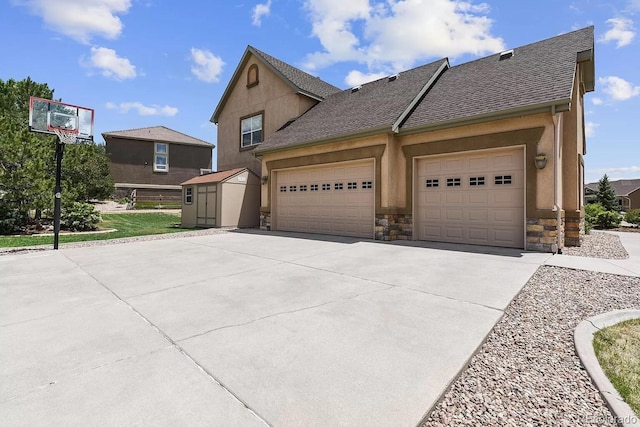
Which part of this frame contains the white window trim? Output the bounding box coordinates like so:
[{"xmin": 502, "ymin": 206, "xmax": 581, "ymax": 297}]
[
  {"xmin": 154, "ymin": 142, "xmax": 168, "ymax": 172},
  {"xmin": 241, "ymin": 114, "xmax": 263, "ymax": 148},
  {"xmin": 184, "ymin": 187, "xmax": 193, "ymax": 204}
]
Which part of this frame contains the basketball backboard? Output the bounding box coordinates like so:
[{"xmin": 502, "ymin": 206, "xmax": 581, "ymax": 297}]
[{"xmin": 29, "ymin": 97, "xmax": 94, "ymax": 142}]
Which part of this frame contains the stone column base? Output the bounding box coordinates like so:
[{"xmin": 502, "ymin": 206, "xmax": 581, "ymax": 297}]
[
  {"xmin": 526, "ymin": 217, "xmax": 564, "ymax": 253},
  {"xmin": 260, "ymin": 212, "xmax": 271, "ymax": 231},
  {"xmin": 375, "ymin": 214, "xmax": 412, "ymax": 241}
]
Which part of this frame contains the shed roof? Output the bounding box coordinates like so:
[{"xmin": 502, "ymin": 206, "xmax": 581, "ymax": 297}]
[
  {"xmin": 102, "ymin": 126, "xmax": 213, "ymax": 148},
  {"xmin": 211, "ymin": 46, "xmax": 341, "ymax": 123},
  {"xmin": 181, "ymin": 167, "xmax": 247, "ymax": 186}
]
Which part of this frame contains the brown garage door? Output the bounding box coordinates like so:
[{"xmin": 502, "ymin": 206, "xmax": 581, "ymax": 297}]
[
  {"xmin": 275, "ymin": 161, "xmax": 374, "ymax": 238},
  {"xmin": 415, "ymin": 148, "xmax": 524, "ymax": 248}
]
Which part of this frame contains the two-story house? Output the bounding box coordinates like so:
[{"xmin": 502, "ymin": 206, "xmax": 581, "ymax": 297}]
[
  {"xmin": 104, "ymin": 126, "xmax": 214, "ymax": 203},
  {"xmin": 209, "ymin": 27, "xmax": 595, "ymax": 252}
]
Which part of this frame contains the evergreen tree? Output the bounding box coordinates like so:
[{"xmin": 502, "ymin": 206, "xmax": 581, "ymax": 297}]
[
  {"xmin": 596, "ymin": 174, "xmax": 618, "ymax": 212},
  {"xmin": 0, "ymin": 77, "xmax": 114, "ymax": 233}
]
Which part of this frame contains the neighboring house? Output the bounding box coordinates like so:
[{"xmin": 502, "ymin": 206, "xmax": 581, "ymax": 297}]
[
  {"xmin": 585, "ymin": 179, "xmax": 640, "ymax": 210},
  {"xmin": 212, "ymin": 27, "xmax": 595, "ymax": 253},
  {"xmin": 181, "ymin": 167, "xmax": 260, "ymax": 228},
  {"xmin": 104, "ymin": 126, "xmax": 214, "ymax": 203}
]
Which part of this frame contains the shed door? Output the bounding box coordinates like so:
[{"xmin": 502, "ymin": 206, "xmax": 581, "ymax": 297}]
[
  {"xmin": 415, "ymin": 148, "xmax": 524, "ymax": 248},
  {"xmin": 197, "ymin": 184, "xmax": 217, "ymax": 227},
  {"xmin": 275, "ymin": 161, "xmax": 374, "ymax": 238}
]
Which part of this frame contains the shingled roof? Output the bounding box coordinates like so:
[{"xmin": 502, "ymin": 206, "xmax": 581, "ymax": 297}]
[
  {"xmin": 211, "ymin": 46, "xmax": 341, "ymax": 123},
  {"xmin": 102, "ymin": 126, "xmax": 213, "ymax": 148},
  {"xmin": 403, "ymin": 26, "xmax": 594, "ymax": 131},
  {"xmin": 254, "ymin": 26, "xmax": 594, "ymax": 154},
  {"xmin": 586, "ymin": 179, "xmax": 640, "ymax": 196},
  {"xmin": 181, "ymin": 167, "xmax": 248, "ymax": 186},
  {"xmin": 255, "ymin": 58, "xmax": 449, "ymax": 152}
]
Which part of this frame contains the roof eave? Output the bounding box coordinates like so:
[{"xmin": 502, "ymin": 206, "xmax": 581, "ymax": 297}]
[
  {"xmin": 399, "ymin": 100, "xmax": 571, "ymax": 136},
  {"xmin": 254, "ymin": 125, "xmax": 391, "ymax": 156},
  {"xmin": 577, "ymin": 48, "xmax": 595, "ymax": 93},
  {"xmin": 102, "ymin": 133, "xmax": 213, "ymax": 148}
]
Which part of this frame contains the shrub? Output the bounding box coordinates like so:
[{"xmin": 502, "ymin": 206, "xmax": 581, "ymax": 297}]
[
  {"xmin": 595, "ymin": 210, "xmax": 621, "ymax": 229},
  {"xmin": 61, "ymin": 202, "xmax": 101, "ymax": 232},
  {"xmin": 0, "ymin": 202, "xmax": 26, "ymax": 234},
  {"xmin": 585, "ymin": 203, "xmax": 621, "ymax": 229},
  {"xmin": 625, "ymin": 209, "xmax": 640, "ymax": 225}
]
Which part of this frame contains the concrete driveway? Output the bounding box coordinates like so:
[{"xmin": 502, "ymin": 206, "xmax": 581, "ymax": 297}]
[{"xmin": 0, "ymin": 231, "xmax": 550, "ymax": 426}]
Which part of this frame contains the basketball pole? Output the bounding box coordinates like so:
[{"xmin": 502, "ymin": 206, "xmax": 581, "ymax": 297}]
[{"xmin": 53, "ymin": 139, "xmax": 64, "ymax": 250}]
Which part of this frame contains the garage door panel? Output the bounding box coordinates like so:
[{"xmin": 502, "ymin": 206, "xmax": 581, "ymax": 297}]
[
  {"xmin": 276, "ymin": 161, "xmax": 374, "ymax": 239},
  {"xmin": 417, "ymin": 148, "xmax": 524, "ymax": 248},
  {"xmin": 468, "ymin": 209, "xmax": 489, "ymax": 222}
]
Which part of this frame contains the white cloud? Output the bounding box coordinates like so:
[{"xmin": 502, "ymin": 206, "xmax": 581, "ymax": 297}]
[
  {"xmin": 302, "ymin": 0, "xmax": 504, "ymax": 72},
  {"xmin": 588, "ymin": 166, "xmax": 640, "ymax": 182},
  {"xmin": 190, "ymin": 48, "xmax": 225, "ymax": 83},
  {"xmin": 591, "ymin": 97, "xmax": 603, "ymax": 105},
  {"xmin": 106, "ymin": 101, "xmax": 178, "ymax": 116},
  {"xmin": 86, "ymin": 47, "xmax": 136, "ymax": 80},
  {"xmin": 585, "ymin": 121, "xmax": 598, "ymax": 137},
  {"xmin": 599, "ymin": 17, "xmax": 635, "ymax": 47},
  {"xmin": 13, "ymin": 0, "xmax": 131, "ymax": 44},
  {"xmin": 252, "ymin": 0, "xmax": 272, "ymax": 26},
  {"xmin": 599, "ymin": 76, "xmax": 640, "ymax": 101},
  {"xmin": 345, "ymin": 70, "xmax": 388, "ymax": 86}
]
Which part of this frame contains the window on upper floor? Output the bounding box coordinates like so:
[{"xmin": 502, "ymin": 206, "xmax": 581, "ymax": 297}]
[
  {"xmin": 154, "ymin": 142, "xmax": 168, "ymax": 172},
  {"xmin": 247, "ymin": 64, "xmax": 259, "ymax": 88},
  {"xmin": 241, "ymin": 114, "xmax": 263, "ymax": 148}
]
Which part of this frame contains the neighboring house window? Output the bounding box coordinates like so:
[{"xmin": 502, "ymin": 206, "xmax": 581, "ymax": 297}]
[
  {"xmin": 154, "ymin": 142, "xmax": 168, "ymax": 172},
  {"xmin": 184, "ymin": 187, "xmax": 193, "ymax": 204},
  {"xmin": 241, "ymin": 114, "xmax": 263, "ymax": 148},
  {"xmin": 247, "ymin": 64, "xmax": 259, "ymax": 88}
]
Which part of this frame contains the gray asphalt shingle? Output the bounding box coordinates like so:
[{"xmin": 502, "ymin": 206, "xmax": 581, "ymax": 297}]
[
  {"xmin": 255, "ymin": 26, "xmax": 593, "ymax": 153},
  {"xmin": 102, "ymin": 126, "xmax": 213, "ymax": 147},
  {"xmin": 256, "ymin": 59, "xmax": 448, "ymax": 151}
]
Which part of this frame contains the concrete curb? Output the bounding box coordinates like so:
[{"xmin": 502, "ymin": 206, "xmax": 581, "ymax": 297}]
[{"xmin": 574, "ymin": 310, "xmax": 640, "ymax": 426}]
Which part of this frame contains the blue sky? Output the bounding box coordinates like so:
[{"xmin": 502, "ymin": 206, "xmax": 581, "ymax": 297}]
[{"xmin": 2, "ymin": 0, "xmax": 638, "ymax": 183}]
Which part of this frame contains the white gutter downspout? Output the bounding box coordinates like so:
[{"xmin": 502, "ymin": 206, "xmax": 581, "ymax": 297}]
[{"xmin": 552, "ymin": 105, "xmax": 562, "ymax": 254}]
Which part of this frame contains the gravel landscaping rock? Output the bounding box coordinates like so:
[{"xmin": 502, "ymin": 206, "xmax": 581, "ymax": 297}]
[
  {"xmin": 420, "ymin": 267, "xmax": 640, "ymax": 426},
  {"xmin": 562, "ymin": 230, "xmax": 628, "ymax": 259}
]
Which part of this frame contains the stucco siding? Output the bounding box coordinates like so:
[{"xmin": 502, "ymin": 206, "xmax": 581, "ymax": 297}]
[{"xmin": 217, "ymin": 55, "xmax": 320, "ymax": 176}]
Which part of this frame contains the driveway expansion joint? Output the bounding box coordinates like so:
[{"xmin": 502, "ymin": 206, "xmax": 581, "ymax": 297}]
[{"xmin": 59, "ymin": 252, "xmax": 273, "ymax": 427}]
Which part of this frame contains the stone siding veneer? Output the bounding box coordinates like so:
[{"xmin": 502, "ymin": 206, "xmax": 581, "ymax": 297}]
[
  {"xmin": 526, "ymin": 217, "xmax": 564, "ymax": 253},
  {"xmin": 565, "ymin": 216, "xmax": 584, "ymax": 247},
  {"xmin": 375, "ymin": 214, "xmax": 412, "ymax": 241},
  {"xmin": 260, "ymin": 212, "xmax": 271, "ymax": 231}
]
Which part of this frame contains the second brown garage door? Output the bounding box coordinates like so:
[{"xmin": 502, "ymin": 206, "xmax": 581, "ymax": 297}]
[
  {"xmin": 274, "ymin": 161, "xmax": 375, "ymax": 238},
  {"xmin": 415, "ymin": 148, "xmax": 525, "ymax": 248}
]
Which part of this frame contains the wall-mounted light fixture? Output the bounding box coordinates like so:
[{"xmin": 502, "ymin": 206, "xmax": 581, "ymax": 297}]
[
  {"xmin": 535, "ymin": 154, "xmax": 547, "ymax": 170},
  {"xmin": 261, "ymin": 175, "xmax": 269, "ymax": 185}
]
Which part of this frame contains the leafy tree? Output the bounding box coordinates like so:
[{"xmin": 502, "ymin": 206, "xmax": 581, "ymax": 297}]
[{"xmin": 596, "ymin": 174, "xmax": 618, "ymax": 212}]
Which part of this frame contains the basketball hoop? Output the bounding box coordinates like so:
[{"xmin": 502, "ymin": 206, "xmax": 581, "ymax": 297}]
[{"xmin": 53, "ymin": 128, "xmax": 78, "ymax": 145}]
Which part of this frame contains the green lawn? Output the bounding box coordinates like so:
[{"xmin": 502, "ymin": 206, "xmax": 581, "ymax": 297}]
[
  {"xmin": 593, "ymin": 318, "xmax": 640, "ymax": 416},
  {"xmin": 0, "ymin": 213, "xmax": 195, "ymax": 248}
]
